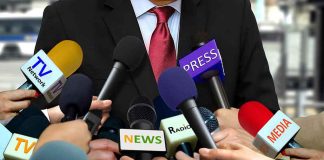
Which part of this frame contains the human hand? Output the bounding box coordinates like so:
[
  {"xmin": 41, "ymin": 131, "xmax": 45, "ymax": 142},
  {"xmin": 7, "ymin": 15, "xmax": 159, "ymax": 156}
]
[
  {"xmin": 34, "ymin": 120, "xmax": 91, "ymax": 153},
  {"xmin": 175, "ymin": 151, "xmax": 200, "ymax": 160},
  {"xmin": 214, "ymin": 108, "xmax": 241, "ymax": 129},
  {"xmin": 199, "ymin": 143, "xmax": 272, "ymax": 160},
  {"xmin": 88, "ymin": 139, "xmax": 119, "ymax": 160},
  {"xmin": 284, "ymin": 148, "xmax": 324, "ymax": 160},
  {"xmin": 47, "ymin": 96, "xmax": 112, "ymax": 124},
  {"xmin": 0, "ymin": 90, "xmax": 37, "ymax": 120},
  {"xmin": 212, "ymin": 127, "xmax": 258, "ymax": 152}
]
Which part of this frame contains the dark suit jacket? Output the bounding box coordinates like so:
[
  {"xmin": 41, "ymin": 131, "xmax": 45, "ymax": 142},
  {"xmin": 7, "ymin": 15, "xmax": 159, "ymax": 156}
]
[{"xmin": 34, "ymin": 0, "xmax": 279, "ymax": 125}]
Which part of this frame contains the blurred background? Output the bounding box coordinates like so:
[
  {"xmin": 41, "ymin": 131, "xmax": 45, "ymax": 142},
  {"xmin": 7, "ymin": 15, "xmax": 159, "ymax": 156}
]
[{"xmin": 0, "ymin": 0, "xmax": 323, "ymax": 118}]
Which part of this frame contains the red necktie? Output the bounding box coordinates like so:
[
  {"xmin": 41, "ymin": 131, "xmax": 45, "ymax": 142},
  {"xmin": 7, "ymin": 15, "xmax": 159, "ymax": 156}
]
[{"xmin": 149, "ymin": 6, "xmax": 176, "ymax": 80}]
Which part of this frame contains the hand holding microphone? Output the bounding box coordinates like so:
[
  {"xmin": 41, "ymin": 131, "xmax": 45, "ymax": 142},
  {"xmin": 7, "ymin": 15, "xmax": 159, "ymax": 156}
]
[
  {"xmin": 0, "ymin": 90, "xmax": 38, "ymax": 120},
  {"xmin": 34, "ymin": 120, "xmax": 91, "ymax": 153}
]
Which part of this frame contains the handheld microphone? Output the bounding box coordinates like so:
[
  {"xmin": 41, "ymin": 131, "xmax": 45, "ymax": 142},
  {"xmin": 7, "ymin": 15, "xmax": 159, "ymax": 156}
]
[
  {"xmin": 59, "ymin": 74, "xmax": 93, "ymax": 122},
  {"xmin": 160, "ymin": 114, "xmax": 197, "ymax": 158},
  {"xmin": 158, "ymin": 67, "xmax": 217, "ymax": 149},
  {"xmin": 30, "ymin": 141, "xmax": 88, "ymax": 160},
  {"xmin": 19, "ymin": 40, "xmax": 83, "ymax": 102},
  {"xmin": 83, "ymin": 36, "xmax": 146, "ymax": 135},
  {"xmin": 124, "ymin": 96, "xmax": 161, "ymax": 160},
  {"xmin": 238, "ymin": 101, "xmax": 302, "ymax": 158},
  {"xmin": 179, "ymin": 34, "xmax": 229, "ymax": 109},
  {"xmin": 4, "ymin": 133, "xmax": 38, "ymax": 160},
  {"xmin": 198, "ymin": 107, "xmax": 219, "ymax": 134},
  {"xmin": 96, "ymin": 115, "xmax": 125, "ymax": 143},
  {"xmin": 5, "ymin": 106, "xmax": 50, "ymax": 138},
  {"xmin": 0, "ymin": 124, "xmax": 12, "ymax": 160}
]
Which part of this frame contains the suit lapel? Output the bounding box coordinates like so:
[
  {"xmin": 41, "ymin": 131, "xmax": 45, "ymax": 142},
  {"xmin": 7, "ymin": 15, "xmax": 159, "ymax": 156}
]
[
  {"xmin": 177, "ymin": 0, "xmax": 206, "ymax": 60},
  {"xmin": 101, "ymin": 0, "xmax": 158, "ymax": 100}
]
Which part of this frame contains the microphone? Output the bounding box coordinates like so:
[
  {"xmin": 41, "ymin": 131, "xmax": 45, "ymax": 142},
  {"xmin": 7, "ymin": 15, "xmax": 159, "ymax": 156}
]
[
  {"xmin": 96, "ymin": 115, "xmax": 125, "ymax": 143},
  {"xmin": 160, "ymin": 114, "xmax": 197, "ymax": 158},
  {"xmin": 3, "ymin": 133, "xmax": 38, "ymax": 160},
  {"xmin": 0, "ymin": 124, "xmax": 12, "ymax": 160},
  {"xmin": 59, "ymin": 74, "xmax": 93, "ymax": 122},
  {"xmin": 179, "ymin": 35, "xmax": 229, "ymax": 109},
  {"xmin": 6, "ymin": 106, "xmax": 50, "ymax": 138},
  {"xmin": 19, "ymin": 40, "xmax": 83, "ymax": 102},
  {"xmin": 83, "ymin": 36, "xmax": 146, "ymax": 134},
  {"xmin": 238, "ymin": 101, "xmax": 302, "ymax": 158},
  {"xmin": 158, "ymin": 67, "xmax": 217, "ymax": 149},
  {"xmin": 30, "ymin": 141, "xmax": 88, "ymax": 160},
  {"xmin": 123, "ymin": 96, "xmax": 164, "ymax": 160},
  {"xmin": 198, "ymin": 107, "xmax": 219, "ymax": 134}
]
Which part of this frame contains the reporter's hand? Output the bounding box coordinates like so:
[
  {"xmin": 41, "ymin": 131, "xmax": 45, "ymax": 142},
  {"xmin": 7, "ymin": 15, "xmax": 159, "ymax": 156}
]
[
  {"xmin": 212, "ymin": 128, "xmax": 258, "ymax": 152},
  {"xmin": 88, "ymin": 139, "xmax": 119, "ymax": 160},
  {"xmin": 285, "ymin": 148, "xmax": 324, "ymax": 160},
  {"xmin": 0, "ymin": 90, "xmax": 37, "ymax": 120},
  {"xmin": 34, "ymin": 120, "xmax": 91, "ymax": 153},
  {"xmin": 214, "ymin": 108, "xmax": 241, "ymax": 129},
  {"xmin": 175, "ymin": 151, "xmax": 200, "ymax": 160},
  {"xmin": 199, "ymin": 143, "xmax": 272, "ymax": 160},
  {"xmin": 47, "ymin": 96, "xmax": 112, "ymax": 124},
  {"xmin": 120, "ymin": 156, "xmax": 167, "ymax": 160}
]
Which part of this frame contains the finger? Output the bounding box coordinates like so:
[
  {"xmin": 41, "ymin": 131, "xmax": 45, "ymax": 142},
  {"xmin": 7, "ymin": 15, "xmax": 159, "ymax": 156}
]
[
  {"xmin": 88, "ymin": 150, "xmax": 116, "ymax": 160},
  {"xmin": 92, "ymin": 96, "xmax": 98, "ymax": 100},
  {"xmin": 285, "ymin": 148, "xmax": 314, "ymax": 159},
  {"xmin": 199, "ymin": 148, "xmax": 236, "ymax": 160},
  {"xmin": 90, "ymin": 100, "xmax": 112, "ymax": 110},
  {"xmin": 7, "ymin": 100, "xmax": 31, "ymax": 112},
  {"xmin": 218, "ymin": 143, "xmax": 242, "ymax": 150},
  {"xmin": 175, "ymin": 151, "xmax": 196, "ymax": 160},
  {"xmin": 100, "ymin": 113, "xmax": 109, "ymax": 125},
  {"xmin": 1, "ymin": 112, "xmax": 18, "ymax": 120},
  {"xmin": 212, "ymin": 129, "xmax": 230, "ymax": 143},
  {"xmin": 120, "ymin": 156, "xmax": 133, "ymax": 160},
  {"xmin": 89, "ymin": 139, "xmax": 120, "ymax": 154},
  {"xmin": 2, "ymin": 90, "xmax": 37, "ymax": 101}
]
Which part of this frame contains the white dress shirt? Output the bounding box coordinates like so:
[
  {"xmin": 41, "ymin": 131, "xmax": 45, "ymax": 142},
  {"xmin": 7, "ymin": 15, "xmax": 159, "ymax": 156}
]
[{"xmin": 130, "ymin": 0, "xmax": 182, "ymax": 56}]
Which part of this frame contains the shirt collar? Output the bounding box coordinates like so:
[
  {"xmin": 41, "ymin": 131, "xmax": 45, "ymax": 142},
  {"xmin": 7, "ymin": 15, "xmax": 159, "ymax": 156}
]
[{"xmin": 130, "ymin": 0, "xmax": 182, "ymax": 18}]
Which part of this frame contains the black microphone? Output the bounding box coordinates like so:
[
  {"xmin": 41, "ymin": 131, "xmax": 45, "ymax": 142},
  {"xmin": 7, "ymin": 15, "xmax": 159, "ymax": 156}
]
[
  {"xmin": 96, "ymin": 115, "xmax": 125, "ymax": 143},
  {"xmin": 83, "ymin": 36, "xmax": 147, "ymax": 134},
  {"xmin": 158, "ymin": 67, "xmax": 217, "ymax": 149},
  {"xmin": 59, "ymin": 74, "xmax": 93, "ymax": 122},
  {"xmin": 180, "ymin": 32, "xmax": 230, "ymax": 109},
  {"xmin": 127, "ymin": 96, "xmax": 157, "ymax": 160},
  {"xmin": 5, "ymin": 106, "xmax": 50, "ymax": 138}
]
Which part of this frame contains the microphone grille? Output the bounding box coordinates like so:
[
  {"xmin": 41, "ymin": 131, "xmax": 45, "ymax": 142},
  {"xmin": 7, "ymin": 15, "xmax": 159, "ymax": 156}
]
[
  {"xmin": 198, "ymin": 107, "xmax": 219, "ymax": 133},
  {"xmin": 127, "ymin": 96, "xmax": 157, "ymax": 127}
]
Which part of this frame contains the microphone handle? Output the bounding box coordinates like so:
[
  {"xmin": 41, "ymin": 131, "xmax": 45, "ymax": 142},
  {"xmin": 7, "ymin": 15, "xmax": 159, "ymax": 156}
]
[
  {"xmin": 179, "ymin": 99, "xmax": 217, "ymax": 149},
  {"xmin": 176, "ymin": 142, "xmax": 193, "ymax": 157},
  {"xmin": 18, "ymin": 81, "xmax": 35, "ymax": 90},
  {"xmin": 287, "ymin": 140, "xmax": 303, "ymax": 148},
  {"xmin": 97, "ymin": 61, "xmax": 127, "ymax": 100},
  {"xmin": 209, "ymin": 76, "xmax": 230, "ymax": 109},
  {"xmin": 135, "ymin": 152, "xmax": 153, "ymax": 160}
]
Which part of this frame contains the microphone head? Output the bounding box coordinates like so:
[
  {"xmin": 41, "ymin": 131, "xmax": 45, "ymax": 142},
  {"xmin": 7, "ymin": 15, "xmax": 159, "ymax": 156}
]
[
  {"xmin": 157, "ymin": 67, "xmax": 198, "ymax": 111},
  {"xmin": 198, "ymin": 107, "xmax": 219, "ymax": 133},
  {"xmin": 59, "ymin": 74, "xmax": 93, "ymax": 117},
  {"xmin": 47, "ymin": 40, "xmax": 83, "ymax": 78},
  {"xmin": 30, "ymin": 141, "xmax": 87, "ymax": 160},
  {"xmin": 113, "ymin": 36, "xmax": 146, "ymax": 71},
  {"xmin": 127, "ymin": 96, "xmax": 157, "ymax": 129},
  {"xmin": 238, "ymin": 101, "xmax": 274, "ymax": 137}
]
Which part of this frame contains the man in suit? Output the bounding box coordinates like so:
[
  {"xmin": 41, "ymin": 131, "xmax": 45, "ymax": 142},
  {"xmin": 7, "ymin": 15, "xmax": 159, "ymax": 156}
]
[{"xmin": 35, "ymin": 0, "xmax": 279, "ymax": 158}]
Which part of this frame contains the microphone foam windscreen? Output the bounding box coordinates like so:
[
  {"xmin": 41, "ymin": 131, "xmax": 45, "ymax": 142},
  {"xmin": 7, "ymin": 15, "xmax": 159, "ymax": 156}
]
[
  {"xmin": 127, "ymin": 96, "xmax": 157, "ymax": 127},
  {"xmin": 30, "ymin": 141, "xmax": 87, "ymax": 160},
  {"xmin": 47, "ymin": 40, "xmax": 83, "ymax": 78},
  {"xmin": 157, "ymin": 67, "xmax": 198, "ymax": 111},
  {"xmin": 238, "ymin": 101, "xmax": 274, "ymax": 137},
  {"xmin": 113, "ymin": 36, "xmax": 147, "ymax": 71},
  {"xmin": 198, "ymin": 107, "xmax": 219, "ymax": 133},
  {"xmin": 59, "ymin": 74, "xmax": 93, "ymax": 117}
]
